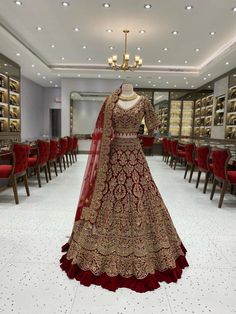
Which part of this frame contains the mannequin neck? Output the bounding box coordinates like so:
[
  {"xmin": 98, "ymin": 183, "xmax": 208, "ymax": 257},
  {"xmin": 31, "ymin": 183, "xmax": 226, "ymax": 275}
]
[{"xmin": 121, "ymin": 84, "xmax": 134, "ymax": 96}]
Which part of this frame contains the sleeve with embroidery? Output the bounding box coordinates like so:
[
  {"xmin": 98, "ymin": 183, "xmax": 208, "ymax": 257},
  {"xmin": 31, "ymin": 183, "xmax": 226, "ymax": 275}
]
[{"xmin": 144, "ymin": 97, "xmax": 160, "ymax": 131}]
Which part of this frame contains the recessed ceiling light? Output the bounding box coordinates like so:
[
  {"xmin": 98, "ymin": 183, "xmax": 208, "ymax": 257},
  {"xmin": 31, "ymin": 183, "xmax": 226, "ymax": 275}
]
[
  {"xmin": 138, "ymin": 75, "xmax": 142, "ymax": 79},
  {"xmin": 61, "ymin": 57, "xmax": 65, "ymax": 60},
  {"xmin": 36, "ymin": 26, "xmax": 43, "ymax": 31},
  {"xmin": 88, "ymin": 57, "xmax": 92, "ymax": 61},
  {"xmin": 184, "ymin": 60, "xmax": 188, "ymax": 64},
  {"xmin": 106, "ymin": 29, "xmax": 113, "ymax": 33},
  {"xmin": 16, "ymin": 53, "xmax": 20, "ymax": 56},
  {"xmin": 166, "ymin": 81, "xmax": 169, "ymax": 84},
  {"xmin": 103, "ymin": 3, "xmax": 110, "ymax": 8},
  {"xmin": 203, "ymin": 77, "xmax": 207, "ymax": 80},
  {"xmin": 191, "ymin": 85, "xmax": 195, "ymax": 88},
  {"xmin": 4, "ymin": 63, "xmax": 7, "ymax": 67},
  {"xmin": 153, "ymin": 84, "xmax": 156, "ymax": 87},
  {"xmin": 207, "ymin": 73, "xmax": 211, "ymax": 77},
  {"xmin": 74, "ymin": 27, "xmax": 79, "ymax": 32},
  {"xmin": 172, "ymin": 31, "xmax": 179, "ymax": 35},
  {"xmin": 55, "ymin": 84, "xmax": 58, "ymax": 87},
  {"xmin": 31, "ymin": 64, "xmax": 35, "ymax": 68},
  {"xmin": 184, "ymin": 77, "xmax": 187, "ymax": 80},
  {"xmin": 135, "ymin": 84, "xmax": 138, "ymax": 87},
  {"xmin": 109, "ymin": 46, "xmax": 114, "ymax": 50},
  {"xmin": 61, "ymin": 2, "xmax": 70, "ymax": 7},
  {"xmin": 37, "ymin": 72, "xmax": 41, "ymax": 76},
  {"xmin": 118, "ymin": 75, "xmax": 121, "ymax": 78},
  {"xmin": 57, "ymin": 74, "xmax": 61, "ymax": 77},
  {"xmin": 232, "ymin": 7, "xmax": 236, "ymax": 11},
  {"xmin": 139, "ymin": 30, "xmax": 146, "ymax": 34},
  {"xmin": 158, "ymin": 76, "xmax": 161, "ymax": 79},
  {"xmin": 42, "ymin": 76, "xmax": 46, "ymax": 79},
  {"xmin": 144, "ymin": 4, "xmax": 152, "ymax": 9},
  {"xmin": 148, "ymin": 81, "xmax": 151, "ymax": 84},
  {"xmin": 233, "ymin": 74, "xmax": 236, "ymax": 77},
  {"xmin": 208, "ymin": 85, "xmax": 211, "ymax": 88},
  {"xmin": 209, "ymin": 31, "xmax": 216, "ymax": 36},
  {"xmin": 14, "ymin": 1, "xmax": 22, "ymax": 5},
  {"xmin": 174, "ymin": 84, "xmax": 177, "ymax": 88},
  {"xmin": 163, "ymin": 47, "xmax": 168, "ymax": 51},
  {"xmin": 185, "ymin": 5, "xmax": 193, "ymax": 10},
  {"xmin": 51, "ymin": 44, "xmax": 56, "ymax": 48},
  {"xmin": 195, "ymin": 48, "xmax": 200, "ymax": 52},
  {"xmin": 136, "ymin": 47, "xmax": 142, "ymax": 51},
  {"xmin": 49, "ymin": 81, "xmax": 53, "ymax": 84},
  {"xmin": 185, "ymin": 82, "xmax": 189, "ymax": 85},
  {"xmin": 77, "ymin": 74, "xmax": 80, "ymax": 77},
  {"xmin": 82, "ymin": 45, "xmax": 87, "ymax": 49},
  {"xmin": 226, "ymin": 61, "xmax": 229, "ymax": 65},
  {"xmin": 98, "ymin": 74, "xmax": 101, "ymax": 78}
]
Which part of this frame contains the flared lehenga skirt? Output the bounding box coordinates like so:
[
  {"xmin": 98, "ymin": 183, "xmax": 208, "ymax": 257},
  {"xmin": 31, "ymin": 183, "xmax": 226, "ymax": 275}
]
[{"xmin": 60, "ymin": 137, "xmax": 188, "ymax": 292}]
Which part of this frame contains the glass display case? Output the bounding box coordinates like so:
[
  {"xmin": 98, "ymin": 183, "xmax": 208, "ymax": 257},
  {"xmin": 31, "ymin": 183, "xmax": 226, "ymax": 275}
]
[
  {"xmin": 169, "ymin": 100, "xmax": 182, "ymax": 137},
  {"xmin": 181, "ymin": 100, "xmax": 194, "ymax": 137},
  {"xmin": 226, "ymin": 73, "xmax": 236, "ymax": 139},
  {"xmin": 153, "ymin": 91, "xmax": 169, "ymax": 136},
  {"xmin": 214, "ymin": 94, "xmax": 225, "ymax": 126}
]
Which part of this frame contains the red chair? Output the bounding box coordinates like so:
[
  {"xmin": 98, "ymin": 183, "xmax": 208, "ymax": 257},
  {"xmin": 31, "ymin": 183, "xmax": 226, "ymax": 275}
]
[
  {"xmin": 65, "ymin": 136, "xmax": 74, "ymax": 166},
  {"xmin": 194, "ymin": 145, "xmax": 212, "ymax": 193},
  {"xmin": 72, "ymin": 136, "xmax": 78, "ymax": 162},
  {"xmin": 210, "ymin": 148, "xmax": 236, "ymax": 208},
  {"xmin": 47, "ymin": 139, "xmax": 59, "ymax": 180},
  {"xmin": 184, "ymin": 143, "xmax": 196, "ymax": 181},
  {"xmin": 170, "ymin": 140, "xmax": 186, "ymax": 170},
  {"xmin": 0, "ymin": 143, "xmax": 30, "ymax": 204},
  {"xmin": 28, "ymin": 140, "xmax": 50, "ymax": 187},
  {"xmin": 140, "ymin": 136, "xmax": 155, "ymax": 155},
  {"xmin": 162, "ymin": 138, "xmax": 168, "ymax": 162},
  {"xmin": 58, "ymin": 138, "xmax": 68, "ymax": 172}
]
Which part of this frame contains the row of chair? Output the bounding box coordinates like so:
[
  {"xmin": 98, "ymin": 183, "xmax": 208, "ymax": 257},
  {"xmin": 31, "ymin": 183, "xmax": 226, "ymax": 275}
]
[
  {"xmin": 162, "ymin": 138, "xmax": 236, "ymax": 208},
  {"xmin": 0, "ymin": 136, "xmax": 78, "ymax": 204}
]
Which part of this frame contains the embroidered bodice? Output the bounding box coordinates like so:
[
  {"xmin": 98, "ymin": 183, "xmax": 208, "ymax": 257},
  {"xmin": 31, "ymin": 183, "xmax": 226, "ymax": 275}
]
[{"xmin": 112, "ymin": 96, "xmax": 159, "ymax": 134}]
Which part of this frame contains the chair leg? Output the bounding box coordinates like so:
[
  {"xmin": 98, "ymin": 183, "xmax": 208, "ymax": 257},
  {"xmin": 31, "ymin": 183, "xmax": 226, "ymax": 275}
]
[
  {"xmin": 74, "ymin": 151, "xmax": 77, "ymax": 161},
  {"xmin": 44, "ymin": 166, "xmax": 49, "ymax": 183},
  {"xmin": 173, "ymin": 157, "xmax": 178, "ymax": 170},
  {"xmin": 196, "ymin": 171, "xmax": 201, "ymax": 188},
  {"xmin": 47, "ymin": 162, "xmax": 52, "ymax": 180},
  {"xmin": 66, "ymin": 154, "xmax": 70, "ymax": 167},
  {"xmin": 11, "ymin": 175, "xmax": 19, "ymax": 204},
  {"xmin": 63, "ymin": 156, "xmax": 66, "ymax": 170},
  {"xmin": 23, "ymin": 174, "xmax": 30, "ymax": 196},
  {"xmin": 189, "ymin": 164, "xmax": 195, "ymax": 183},
  {"xmin": 36, "ymin": 165, "xmax": 41, "ymax": 188},
  {"xmin": 203, "ymin": 172, "xmax": 210, "ymax": 194},
  {"xmin": 69, "ymin": 153, "xmax": 73, "ymax": 165},
  {"xmin": 53, "ymin": 161, "xmax": 58, "ymax": 176},
  {"xmin": 210, "ymin": 178, "xmax": 217, "ymax": 200},
  {"xmin": 184, "ymin": 164, "xmax": 189, "ymax": 179},
  {"xmin": 218, "ymin": 180, "xmax": 228, "ymax": 208},
  {"xmin": 58, "ymin": 157, "xmax": 62, "ymax": 173}
]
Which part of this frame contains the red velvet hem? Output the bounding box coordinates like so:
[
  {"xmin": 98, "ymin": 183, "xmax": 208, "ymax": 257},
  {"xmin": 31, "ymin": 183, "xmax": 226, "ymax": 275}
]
[{"xmin": 60, "ymin": 243, "xmax": 189, "ymax": 293}]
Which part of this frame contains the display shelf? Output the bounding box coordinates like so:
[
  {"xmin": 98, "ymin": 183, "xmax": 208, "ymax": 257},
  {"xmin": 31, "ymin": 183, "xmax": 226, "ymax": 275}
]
[
  {"xmin": 214, "ymin": 94, "xmax": 225, "ymax": 126},
  {"xmin": 169, "ymin": 100, "xmax": 181, "ymax": 137},
  {"xmin": 181, "ymin": 100, "xmax": 194, "ymax": 137},
  {"xmin": 158, "ymin": 106, "xmax": 168, "ymax": 135},
  {"xmin": 193, "ymin": 95, "xmax": 213, "ymax": 138}
]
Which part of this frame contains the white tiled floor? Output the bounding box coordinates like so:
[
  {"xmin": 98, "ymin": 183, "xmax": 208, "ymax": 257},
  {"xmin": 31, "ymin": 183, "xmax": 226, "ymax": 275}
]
[{"xmin": 0, "ymin": 155, "xmax": 235, "ymax": 314}]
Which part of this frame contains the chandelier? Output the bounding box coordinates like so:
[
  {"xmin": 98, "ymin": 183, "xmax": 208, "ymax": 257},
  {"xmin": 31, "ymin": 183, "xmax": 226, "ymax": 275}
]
[{"xmin": 108, "ymin": 30, "xmax": 142, "ymax": 71}]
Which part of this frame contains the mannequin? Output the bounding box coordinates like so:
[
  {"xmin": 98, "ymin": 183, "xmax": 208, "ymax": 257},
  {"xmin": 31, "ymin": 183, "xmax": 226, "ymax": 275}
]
[{"xmin": 118, "ymin": 83, "xmax": 141, "ymax": 110}]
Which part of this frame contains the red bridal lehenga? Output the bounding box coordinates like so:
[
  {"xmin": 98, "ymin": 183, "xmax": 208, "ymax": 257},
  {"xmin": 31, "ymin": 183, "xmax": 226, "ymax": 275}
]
[{"xmin": 60, "ymin": 88, "xmax": 188, "ymax": 293}]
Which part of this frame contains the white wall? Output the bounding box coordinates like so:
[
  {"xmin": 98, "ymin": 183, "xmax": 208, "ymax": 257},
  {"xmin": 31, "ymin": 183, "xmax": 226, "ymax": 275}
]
[
  {"xmin": 42, "ymin": 87, "xmax": 61, "ymax": 137},
  {"xmin": 72, "ymin": 100, "xmax": 103, "ymax": 134},
  {"xmin": 21, "ymin": 76, "xmax": 44, "ymax": 140},
  {"xmin": 61, "ymin": 78, "xmax": 122, "ymax": 136}
]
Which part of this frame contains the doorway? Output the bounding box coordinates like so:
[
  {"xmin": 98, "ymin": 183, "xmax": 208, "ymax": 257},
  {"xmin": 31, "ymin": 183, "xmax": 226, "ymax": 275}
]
[{"xmin": 50, "ymin": 109, "xmax": 61, "ymax": 137}]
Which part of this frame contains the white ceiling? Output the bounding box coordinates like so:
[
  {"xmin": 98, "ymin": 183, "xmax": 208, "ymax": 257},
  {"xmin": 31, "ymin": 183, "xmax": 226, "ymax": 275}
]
[{"xmin": 0, "ymin": 0, "xmax": 236, "ymax": 89}]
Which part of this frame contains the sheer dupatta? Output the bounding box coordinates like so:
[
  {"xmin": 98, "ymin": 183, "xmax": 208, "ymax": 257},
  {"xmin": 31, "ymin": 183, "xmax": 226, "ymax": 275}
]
[{"xmin": 63, "ymin": 89, "xmax": 121, "ymax": 253}]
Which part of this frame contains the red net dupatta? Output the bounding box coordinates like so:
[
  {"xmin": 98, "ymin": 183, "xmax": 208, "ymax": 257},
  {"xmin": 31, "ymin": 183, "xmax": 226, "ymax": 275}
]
[{"xmin": 62, "ymin": 89, "xmax": 120, "ymax": 252}]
